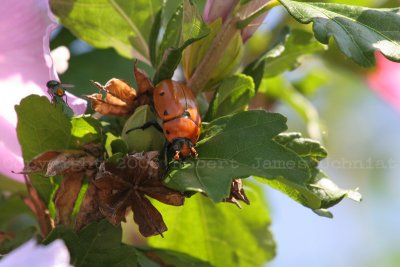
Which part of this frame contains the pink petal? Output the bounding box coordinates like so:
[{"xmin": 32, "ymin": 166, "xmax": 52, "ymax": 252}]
[
  {"xmin": 203, "ymin": 0, "xmax": 239, "ymax": 23},
  {"xmin": 367, "ymin": 52, "xmax": 400, "ymax": 111},
  {"xmin": 240, "ymin": 0, "xmax": 270, "ymax": 42},
  {"xmin": 0, "ymin": 239, "xmax": 71, "ymax": 267},
  {"xmin": 0, "ymin": 0, "xmax": 86, "ymax": 182}
]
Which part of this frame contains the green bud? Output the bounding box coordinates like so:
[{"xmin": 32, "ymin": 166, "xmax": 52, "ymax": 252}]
[
  {"xmin": 182, "ymin": 18, "xmax": 244, "ymax": 91},
  {"xmin": 122, "ymin": 105, "xmax": 165, "ymax": 152}
]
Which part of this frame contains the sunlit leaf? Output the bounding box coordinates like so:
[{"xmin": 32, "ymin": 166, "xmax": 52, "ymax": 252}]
[
  {"xmin": 164, "ymin": 110, "xmax": 310, "ymax": 202},
  {"xmin": 149, "ymin": 183, "xmax": 275, "ymax": 267},
  {"xmin": 279, "ymin": 0, "xmax": 400, "ymax": 66},
  {"xmin": 50, "ymin": 0, "xmax": 163, "ymax": 63},
  {"xmin": 205, "ymin": 74, "xmax": 255, "ymax": 121}
]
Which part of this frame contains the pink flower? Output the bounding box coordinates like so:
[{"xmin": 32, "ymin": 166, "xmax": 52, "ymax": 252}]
[
  {"xmin": 0, "ymin": 0, "xmax": 87, "ymax": 182},
  {"xmin": 203, "ymin": 0, "xmax": 270, "ymax": 42},
  {"xmin": 0, "ymin": 239, "xmax": 71, "ymax": 267},
  {"xmin": 368, "ymin": 52, "xmax": 400, "ymax": 111},
  {"xmin": 203, "ymin": 0, "xmax": 239, "ymax": 23}
]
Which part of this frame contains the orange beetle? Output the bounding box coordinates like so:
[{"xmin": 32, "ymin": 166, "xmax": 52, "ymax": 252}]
[{"xmin": 153, "ymin": 80, "xmax": 201, "ymax": 160}]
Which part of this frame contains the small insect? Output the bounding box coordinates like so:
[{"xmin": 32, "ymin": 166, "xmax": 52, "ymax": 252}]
[{"xmin": 46, "ymin": 80, "xmax": 74, "ymax": 105}]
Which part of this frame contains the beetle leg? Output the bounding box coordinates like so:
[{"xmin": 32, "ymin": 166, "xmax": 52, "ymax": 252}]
[
  {"xmin": 174, "ymin": 151, "xmax": 180, "ymax": 160},
  {"xmin": 190, "ymin": 147, "xmax": 198, "ymax": 158}
]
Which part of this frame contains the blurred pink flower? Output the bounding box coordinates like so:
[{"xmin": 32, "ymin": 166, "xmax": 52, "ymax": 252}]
[
  {"xmin": 368, "ymin": 52, "xmax": 400, "ymax": 110},
  {"xmin": 203, "ymin": 0, "xmax": 270, "ymax": 42},
  {"xmin": 240, "ymin": 0, "xmax": 271, "ymax": 42},
  {"xmin": 0, "ymin": 0, "xmax": 86, "ymax": 182},
  {"xmin": 0, "ymin": 239, "xmax": 71, "ymax": 267},
  {"xmin": 203, "ymin": 0, "xmax": 238, "ymax": 23}
]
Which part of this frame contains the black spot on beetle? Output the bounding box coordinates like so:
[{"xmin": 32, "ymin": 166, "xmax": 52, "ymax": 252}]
[
  {"xmin": 166, "ymin": 130, "xmax": 170, "ymax": 134},
  {"xmin": 164, "ymin": 110, "xmax": 169, "ymax": 116},
  {"xmin": 159, "ymin": 92, "xmax": 165, "ymax": 96}
]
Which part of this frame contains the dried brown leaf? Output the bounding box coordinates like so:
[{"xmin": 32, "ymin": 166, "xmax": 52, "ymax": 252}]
[
  {"xmin": 86, "ymin": 93, "xmax": 133, "ymax": 116},
  {"xmin": 131, "ymin": 193, "xmax": 167, "ymax": 237},
  {"xmin": 102, "ymin": 78, "xmax": 136, "ymax": 106},
  {"xmin": 94, "ymin": 151, "xmax": 183, "ymax": 237},
  {"xmin": 134, "ymin": 64, "xmax": 154, "ymax": 96},
  {"xmin": 54, "ymin": 172, "xmax": 84, "ymax": 225},
  {"xmin": 22, "ymin": 151, "xmax": 62, "ymax": 174},
  {"xmin": 46, "ymin": 150, "xmax": 97, "ymax": 176},
  {"xmin": 23, "ymin": 175, "xmax": 54, "ymax": 237}
]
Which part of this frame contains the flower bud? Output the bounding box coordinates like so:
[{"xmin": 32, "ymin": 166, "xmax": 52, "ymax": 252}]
[{"xmin": 182, "ymin": 19, "xmax": 244, "ymax": 90}]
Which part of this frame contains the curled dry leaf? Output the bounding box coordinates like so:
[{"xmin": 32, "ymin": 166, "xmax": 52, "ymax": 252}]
[
  {"xmin": 95, "ymin": 151, "xmax": 185, "ymax": 237},
  {"xmin": 87, "ymin": 78, "xmax": 138, "ymax": 116},
  {"xmin": 23, "ymin": 150, "xmax": 98, "ymax": 177},
  {"xmin": 23, "ymin": 175, "xmax": 54, "ymax": 238},
  {"xmin": 223, "ymin": 179, "xmax": 250, "ymax": 209},
  {"xmin": 133, "ymin": 64, "xmax": 154, "ymax": 106}
]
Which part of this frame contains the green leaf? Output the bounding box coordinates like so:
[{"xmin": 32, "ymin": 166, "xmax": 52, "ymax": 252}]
[
  {"xmin": 71, "ymin": 116, "xmax": 103, "ymax": 147},
  {"xmin": 157, "ymin": 3, "xmax": 183, "ymax": 66},
  {"xmin": 309, "ymin": 171, "xmax": 362, "ymax": 209},
  {"xmin": 242, "ymin": 57, "xmax": 265, "ymax": 93},
  {"xmin": 136, "ymin": 248, "xmax": 213, "ymax": 267},
  {"xmin": 153, "ymin": 0, "xmax": 209, "ymax": 84},
  {"xmin": 259, "ymin": 132, "xmax": 362, "ymax": 217},
  {"xmin": 121, "ymin": 105, "xmax": 165, "ymax": 153},
  {"xmin": 259, "ymin": 76, "xmax": 323, "ymax": 141},
  {"xmin": 244, "ymin": 28, "xmax": 326, "ymax": 82},
  {"xmin": 16, "ymin": 95, "xmax": 72, "ymax": 161},
  {"xmin": 0, "ymin": 194, "xmax": 33, "ymax": 229},
  {"xmin": 279, "ymin": 0, "xmax": 400, "ymax": 67},
  {"xmin": 50, "ymin": 0, "xmax": 163, "ymax": 63},
  {"xmin": 44, "ymin": 220, "xmax": 137, "ymax": 267},
  {"xmin": 164, "ymin": 110, "xmax": 310, "ymax": 202},
  {"xmin": 16, "ymin": 95, "xmax": 72, "ymax": 201},
  {"xmin": 149, "ymin": 7, "xmax": 164, "ymax": 66},
  {"xmin": 205, "ymin": 75, "xmax": 255, "ymax": 121},
  {"xmin": 149, "ymin": 183, "xmax": 275, "ymax": 267},
  {"xmin": 15, "ymin": 96, "xmax": 102, "ymax": 204}
]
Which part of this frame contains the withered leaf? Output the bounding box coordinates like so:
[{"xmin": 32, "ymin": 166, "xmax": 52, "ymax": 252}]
[
  {"xmin": 24, "ymin": 151, "xmax": 62, "ymax": 173},
  {"xmin": 86, "ymin": 93, "xmax": 133, "ymax": 116},
  {"xmin": 54, "ymin": 172, "xmax": 84, "ymax": 226},
  {"xmin": 223, "ymin": 179, "xmax": 250, "ymax": 209},
  {"xmin": 23, "ymin": 175, "xmax": 54, "ymax": 237},
  {"xmin": 95, "ymin": 78, "xmax": 136, "ymax": 105},
  {"xmin": 133, "ymin": 64, "xmax": 154, "ymax": 106},
  {"xmin": 88, "ymin": 78, "xmax": 138, "ymax": 116},
  {"xmin": 134, "ymin": 64, "xmax": 153, "ymax": 95},
  {"xmin": 95, "ymin": 152, "xmax": 184, "ymax": 237},
  {"xmin": 22, "ymin": 150, "xmax": 98, "ymax": 177}
]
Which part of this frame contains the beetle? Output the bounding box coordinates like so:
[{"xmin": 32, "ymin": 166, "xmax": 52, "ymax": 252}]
[
  {"xmin": 46, "ymin": 80, "xmax": 73, "ymax": 105},
  {"xmin": 126, "ymin": 80, "xmax": 201, "ymax": 160}
]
